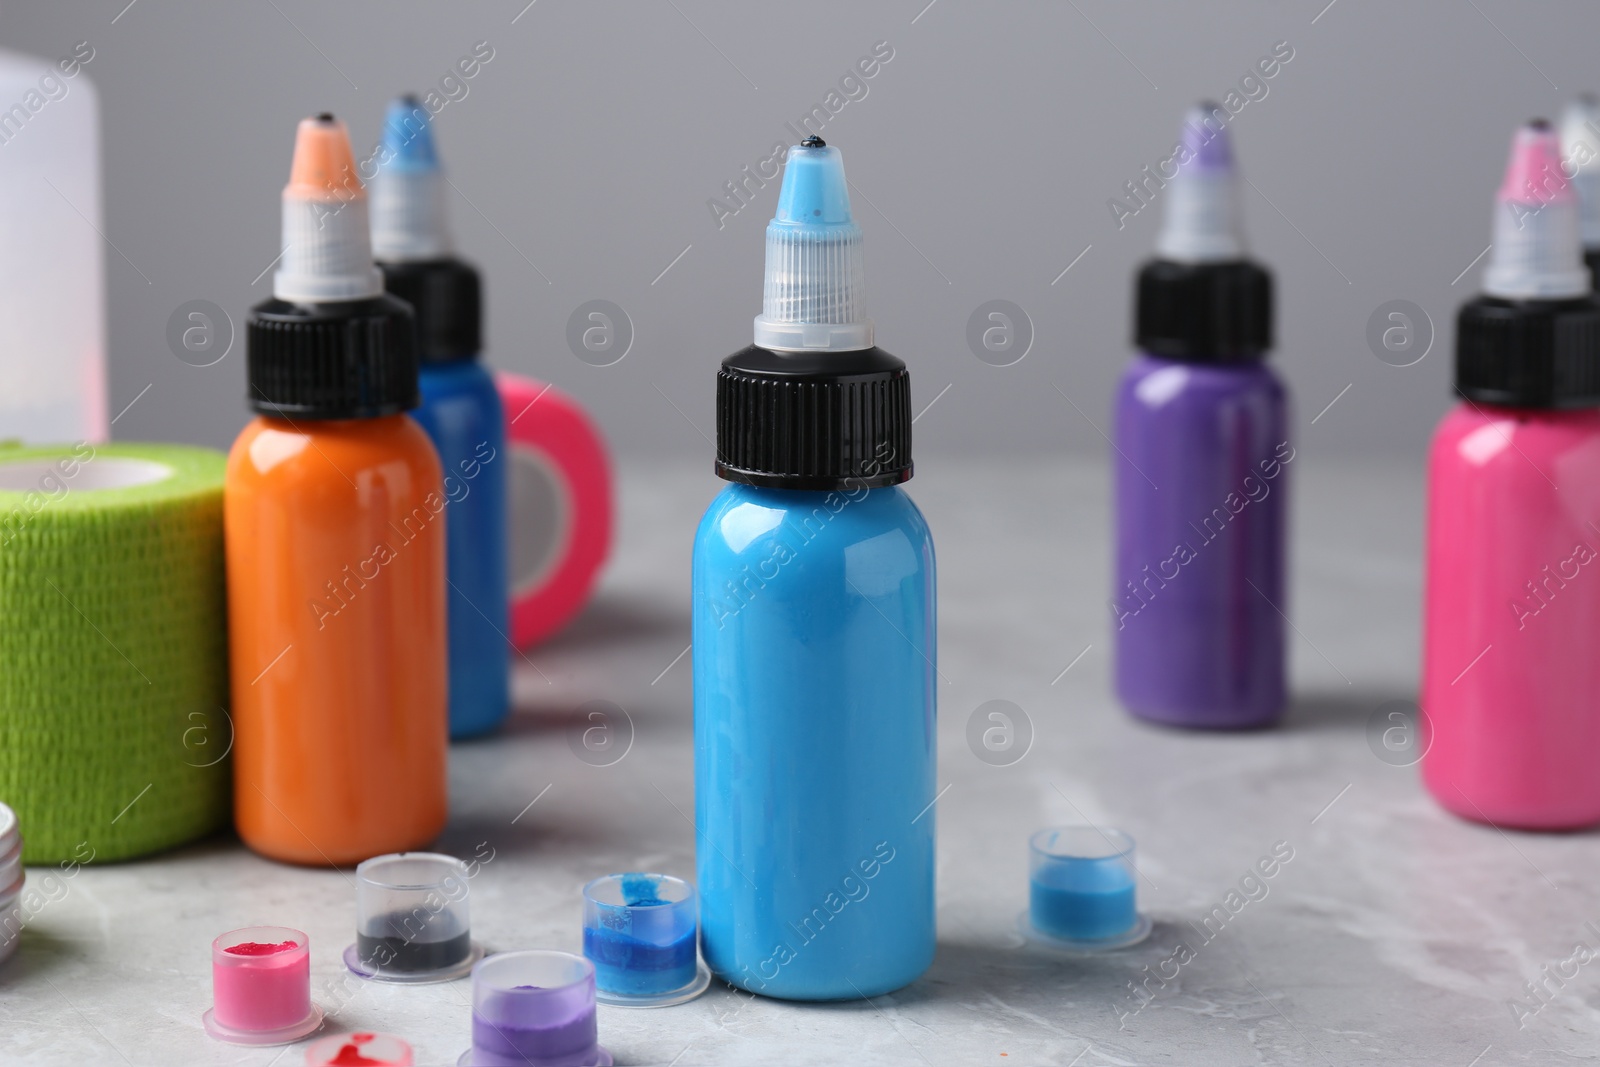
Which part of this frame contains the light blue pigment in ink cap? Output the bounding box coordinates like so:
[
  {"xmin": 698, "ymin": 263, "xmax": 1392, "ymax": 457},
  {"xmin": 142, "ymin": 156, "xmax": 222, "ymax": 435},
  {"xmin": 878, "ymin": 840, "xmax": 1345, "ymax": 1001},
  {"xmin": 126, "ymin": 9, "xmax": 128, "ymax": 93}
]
[{"xmin": 1021, "ymin": 826, "xmax": 1151, "ymax": 952}]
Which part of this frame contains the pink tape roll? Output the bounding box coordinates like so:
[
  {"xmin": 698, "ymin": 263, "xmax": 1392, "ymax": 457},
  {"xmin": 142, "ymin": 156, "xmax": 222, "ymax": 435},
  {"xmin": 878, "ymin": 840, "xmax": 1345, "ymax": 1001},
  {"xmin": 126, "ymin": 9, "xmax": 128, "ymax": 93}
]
[{"xmin": 497, "ymin": 373, "xmax": 612, "ymax": 648}]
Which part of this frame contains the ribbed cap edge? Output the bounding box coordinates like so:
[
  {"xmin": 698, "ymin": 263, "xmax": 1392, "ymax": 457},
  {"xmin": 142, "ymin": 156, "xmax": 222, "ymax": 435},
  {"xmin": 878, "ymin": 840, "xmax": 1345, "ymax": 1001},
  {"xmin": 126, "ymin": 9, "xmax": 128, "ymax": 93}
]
[{"xmin": 715, "ymin": 344, "xmax": 912, "ymax": 491}]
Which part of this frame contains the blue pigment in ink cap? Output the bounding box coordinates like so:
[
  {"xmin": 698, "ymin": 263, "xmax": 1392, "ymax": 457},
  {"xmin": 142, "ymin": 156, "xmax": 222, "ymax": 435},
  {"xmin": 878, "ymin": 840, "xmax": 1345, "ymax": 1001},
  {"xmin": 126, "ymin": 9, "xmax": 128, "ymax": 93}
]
[
  {"xmin": 1020, "ymin": 827, "xmax": 1151, "ymax": 952},
  {"xmin": 581, "ymin": 873, "xmax": 710, "ymax": 1007}
]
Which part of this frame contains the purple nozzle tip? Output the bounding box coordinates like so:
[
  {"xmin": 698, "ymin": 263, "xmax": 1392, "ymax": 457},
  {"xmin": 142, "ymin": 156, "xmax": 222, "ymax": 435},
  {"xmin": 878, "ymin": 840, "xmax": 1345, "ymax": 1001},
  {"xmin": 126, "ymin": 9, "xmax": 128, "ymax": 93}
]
[{"xmin": 1182, "ymin": 102, "xmax": 1233, "ymax": 172}]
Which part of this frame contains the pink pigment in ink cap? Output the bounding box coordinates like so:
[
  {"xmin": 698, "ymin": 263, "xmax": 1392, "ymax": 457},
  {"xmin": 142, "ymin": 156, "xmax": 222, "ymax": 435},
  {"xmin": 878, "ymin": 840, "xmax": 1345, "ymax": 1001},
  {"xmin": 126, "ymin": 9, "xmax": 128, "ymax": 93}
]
[{"xmin": 203, "ymin": 926, "xmax": 324, "ymax": 1045}]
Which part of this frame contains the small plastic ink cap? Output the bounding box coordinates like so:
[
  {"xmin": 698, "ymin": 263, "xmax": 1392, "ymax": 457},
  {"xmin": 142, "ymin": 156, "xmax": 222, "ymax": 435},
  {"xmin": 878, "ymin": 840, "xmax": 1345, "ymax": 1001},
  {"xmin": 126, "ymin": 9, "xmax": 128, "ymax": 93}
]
[
  {"xmin": 203, "ymin": 926, "xmax": 323, "ymax": 1046},
  {"xmin": 582, "ymin": 873, "xmax": 711, "ymax": 1007},
  {"xmin": 371, "ymin": 96, "xmax": 482, "ymax": 363},
  {"xmin": 1136, "ymin": 103, "xmax": 1272, "ymax": 363},
  {"xmin": 1019, "ymin": 827, "xmax": 1152, "ymax": 953},
  {"xmin": 0, "ymin": 801, "xmax": 20, "ymax": 898},
  {"xmin": 460, "ymin": 951, "xmax": 612, "ymax": 1067},
  {"xmin": 344, "ymin": 852, "xmax": 482, "ymax": 984},
  {"xmin": 305, "ymin": 1033, "xmax": 415, "ymax": 1066},
  {"xmin": 0, "ymin": 802, "xmax": 22, "ymax": 971},
  {"xmin": 1457, "ymin": 120, "xmax": 1600, "ymax": 409}
]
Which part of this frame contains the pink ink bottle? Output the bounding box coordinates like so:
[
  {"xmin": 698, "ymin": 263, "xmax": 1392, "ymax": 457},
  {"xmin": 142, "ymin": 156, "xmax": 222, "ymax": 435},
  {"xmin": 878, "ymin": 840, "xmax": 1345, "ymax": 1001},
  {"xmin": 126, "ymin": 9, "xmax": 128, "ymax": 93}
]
[{"xmin": 1421, "ymin": 120, "xmax": 1600, "ymax": 829}]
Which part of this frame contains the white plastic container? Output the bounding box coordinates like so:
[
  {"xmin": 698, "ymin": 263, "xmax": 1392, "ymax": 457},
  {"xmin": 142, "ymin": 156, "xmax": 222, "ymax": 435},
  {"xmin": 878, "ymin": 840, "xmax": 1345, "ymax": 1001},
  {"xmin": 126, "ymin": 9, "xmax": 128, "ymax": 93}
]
[
  {"xmin": 0, "ymin": 45, "xmax": 107, "ymax": 445},
  {"xmin": 0, "ymin": 801, "xmax": 23, "ymax": 967}
]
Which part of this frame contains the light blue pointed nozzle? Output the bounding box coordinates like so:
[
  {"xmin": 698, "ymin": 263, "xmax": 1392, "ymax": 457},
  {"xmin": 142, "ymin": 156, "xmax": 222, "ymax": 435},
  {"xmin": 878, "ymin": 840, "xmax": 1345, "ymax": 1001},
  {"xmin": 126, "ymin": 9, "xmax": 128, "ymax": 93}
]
[
  {"xmin": 754, "ymin": 138, "xmax": 874, "ymax": 352},
  {"xmin": 1156, "ymin": 102, "xmax": 1244, "ymax": 263},
  {"xmin": 370, "ymin": 95, "xmax": 450, "ymax": 261}
]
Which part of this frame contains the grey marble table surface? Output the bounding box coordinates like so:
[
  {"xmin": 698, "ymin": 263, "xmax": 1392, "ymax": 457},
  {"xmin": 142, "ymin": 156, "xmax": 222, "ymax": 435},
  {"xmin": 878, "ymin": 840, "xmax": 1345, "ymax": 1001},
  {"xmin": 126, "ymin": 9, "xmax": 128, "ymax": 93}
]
[{"xmin": 1, "ymin": 456, "xmax": 1590, "ymax": 1066}]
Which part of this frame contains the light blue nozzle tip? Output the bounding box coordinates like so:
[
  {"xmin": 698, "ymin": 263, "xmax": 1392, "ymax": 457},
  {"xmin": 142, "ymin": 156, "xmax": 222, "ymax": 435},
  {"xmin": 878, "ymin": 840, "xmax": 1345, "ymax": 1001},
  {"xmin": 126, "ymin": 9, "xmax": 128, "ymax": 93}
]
[
  {"xmin": 772, "ymin": 141, "xmax": 856, "ymax": 230},
  {"xmin": 1182, "ymin": 102, "xmax": 1233, "ymax": 172},
  {"xmin": 381, "ymin": 96, "xmax": 439, "ymax": 173}
]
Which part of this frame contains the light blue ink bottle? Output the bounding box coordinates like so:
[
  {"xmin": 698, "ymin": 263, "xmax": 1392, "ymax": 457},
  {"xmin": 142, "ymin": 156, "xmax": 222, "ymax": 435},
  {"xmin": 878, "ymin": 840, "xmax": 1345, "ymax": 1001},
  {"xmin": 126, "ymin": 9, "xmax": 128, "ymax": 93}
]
[
  {"xmin": 370, "ymin": 96, "xmax": 509, "ymax": 739},
  {"xmin": 692, "ymin": 136, "xmax": 936, "ymax": 1001}
]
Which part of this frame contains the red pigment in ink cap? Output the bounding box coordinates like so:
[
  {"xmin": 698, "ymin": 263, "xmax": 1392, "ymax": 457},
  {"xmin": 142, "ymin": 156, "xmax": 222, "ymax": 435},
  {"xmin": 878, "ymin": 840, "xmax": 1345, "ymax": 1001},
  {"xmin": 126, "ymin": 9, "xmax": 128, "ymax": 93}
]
[
  {"xmin": 304, "ymin": 1031, "xmax": 415, "ymax": 1066},
  {"xmin": 326, "ymin": 1035, "xmax": 384, "ymax": 1066},
  {"xmin": 226, "ymin": 940, "xmax": 297, "ymax": 956}
]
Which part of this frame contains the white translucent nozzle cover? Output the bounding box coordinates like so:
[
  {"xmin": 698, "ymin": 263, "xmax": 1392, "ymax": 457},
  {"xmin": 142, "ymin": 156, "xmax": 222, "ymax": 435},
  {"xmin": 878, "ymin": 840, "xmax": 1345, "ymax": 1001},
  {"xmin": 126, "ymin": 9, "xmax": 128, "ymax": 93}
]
[
  {"xmin": 274, "ymin": 115, "xmax": 384, "ymax": 304},
  {"xmin": 370, "ymin": 97, "xmax": 451, "ymax": 262},
  {"xmin": 1155, "ymin": 104, "xmax": 1244, "ymax": 263},
  {"xmin": 1483, "ymin": 121, "xmax": 1590, "ymax": 300},
  {"xmin": 753, "ymin": 141, "xmax": 874, "ymax": 352},
  {"xmin": 1560, "ymin": 95, "xmax": 1600, "ymax": 247}
]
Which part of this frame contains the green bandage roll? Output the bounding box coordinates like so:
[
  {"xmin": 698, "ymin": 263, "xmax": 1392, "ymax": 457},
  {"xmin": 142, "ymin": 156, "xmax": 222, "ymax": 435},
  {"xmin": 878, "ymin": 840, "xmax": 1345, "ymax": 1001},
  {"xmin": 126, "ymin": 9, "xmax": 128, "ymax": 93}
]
[{"xmin": 0, "ymin": 442, "xmax": 230, "ymax": 863}]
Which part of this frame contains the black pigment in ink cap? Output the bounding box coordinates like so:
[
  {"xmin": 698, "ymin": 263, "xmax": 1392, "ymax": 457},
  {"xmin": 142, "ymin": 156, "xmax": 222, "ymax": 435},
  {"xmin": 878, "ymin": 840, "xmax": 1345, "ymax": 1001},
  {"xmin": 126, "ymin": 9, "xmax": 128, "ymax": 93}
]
[{"xmin": 343, "ymin": 852, "xmax": 484, "ymax": 984}]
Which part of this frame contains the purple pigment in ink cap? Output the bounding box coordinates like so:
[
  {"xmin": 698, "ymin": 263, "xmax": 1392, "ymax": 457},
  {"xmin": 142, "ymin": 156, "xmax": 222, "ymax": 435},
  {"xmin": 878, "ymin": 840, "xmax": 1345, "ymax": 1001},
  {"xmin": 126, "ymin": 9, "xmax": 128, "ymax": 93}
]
[
  {"xmin": 1111, "ymin": 103, "xmax": 1287, "ymax": 730},
  {"xmin": 460, "ymin": 951, "xmax": 611, "ymax": 1067}
]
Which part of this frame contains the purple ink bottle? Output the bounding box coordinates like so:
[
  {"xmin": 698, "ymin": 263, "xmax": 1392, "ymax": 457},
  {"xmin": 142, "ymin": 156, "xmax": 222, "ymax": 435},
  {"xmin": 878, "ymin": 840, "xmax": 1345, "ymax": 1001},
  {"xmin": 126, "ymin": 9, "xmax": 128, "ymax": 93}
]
[{"xmin": 1111, "ymin": 103, "xmax": 1288, "ymax": 729}]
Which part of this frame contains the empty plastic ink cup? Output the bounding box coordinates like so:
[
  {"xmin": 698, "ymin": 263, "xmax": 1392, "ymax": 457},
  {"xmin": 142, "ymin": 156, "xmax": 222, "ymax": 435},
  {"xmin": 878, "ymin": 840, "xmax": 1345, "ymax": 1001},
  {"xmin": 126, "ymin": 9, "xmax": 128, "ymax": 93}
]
[
  {"xmin": 0, "ymin": 803, "xmax": 22, "ymax": 969},
  {"xmin": 581, "ymin": 873, "xmax": 710, "ymax": 1006},
  {"xmin": 305, "ymin": 1032, "xmax": 415, "ymax": 1066},
  {"xmin": 459, "ymin": 950, "xmax": 612, "ymax": 1067},
  {"xmin": 203, "ymin": 926, "xmax": 323, "ymax": 1045},
  {"xmin": 345, "ymin": 852, "xmax": 482, "ymax": 983},
  {"xmin": 1019, "ymin": 827, "xmax": 1152, "ymax": 952}
]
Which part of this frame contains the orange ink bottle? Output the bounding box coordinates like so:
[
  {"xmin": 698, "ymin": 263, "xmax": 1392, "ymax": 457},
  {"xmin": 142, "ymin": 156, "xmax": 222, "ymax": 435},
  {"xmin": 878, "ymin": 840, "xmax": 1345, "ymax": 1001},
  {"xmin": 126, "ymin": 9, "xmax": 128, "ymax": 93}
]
[{"xmin": 225, "ymin": 114, "xmax": 448, "ymax": 865}]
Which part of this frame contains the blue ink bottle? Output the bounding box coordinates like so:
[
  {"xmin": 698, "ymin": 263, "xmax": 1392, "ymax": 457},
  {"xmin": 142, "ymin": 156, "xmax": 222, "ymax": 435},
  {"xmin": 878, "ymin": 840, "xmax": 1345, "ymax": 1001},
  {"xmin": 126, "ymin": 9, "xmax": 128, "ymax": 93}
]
[
  {"xmin": 371, "ymin": 96, "xmax": 509, "ymax": 739},
  {"xmin": 692, "ymin": 137, "xmax": 936, "ymax": 1001}
]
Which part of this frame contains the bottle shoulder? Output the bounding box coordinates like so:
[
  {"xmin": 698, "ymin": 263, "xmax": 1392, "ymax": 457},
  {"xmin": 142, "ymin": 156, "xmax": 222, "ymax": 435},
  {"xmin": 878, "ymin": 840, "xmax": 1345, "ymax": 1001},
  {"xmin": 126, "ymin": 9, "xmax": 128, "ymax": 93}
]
[
  {"xmin": 228, "ymin": 414, "xmax": 442, "ymax": 487},
  {"xmin": 1431, "ymin": 403, "xmax": 1600, "ymax": 474},
  {"xmin": 1119, "ymin": 353, "xmax": 1284, "ymax": 413},
  {"xmin": 419, "ymin": 358, "xmax": 495, "ymax": 394},
  {"xmin": 695, "ymin": 483, "xmax": 931, "ymax": 556},
  {"xmin": 415, "ymin": 361, "xmax": 504, "ymax": 440}
]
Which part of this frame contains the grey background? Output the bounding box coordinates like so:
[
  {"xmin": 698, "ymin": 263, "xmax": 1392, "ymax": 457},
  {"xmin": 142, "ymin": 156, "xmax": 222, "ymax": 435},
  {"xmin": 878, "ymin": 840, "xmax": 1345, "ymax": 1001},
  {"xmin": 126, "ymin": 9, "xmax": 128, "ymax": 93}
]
[{"xmin": 6, "ymin": 0, "xmax": 1600, "ymax": 463}]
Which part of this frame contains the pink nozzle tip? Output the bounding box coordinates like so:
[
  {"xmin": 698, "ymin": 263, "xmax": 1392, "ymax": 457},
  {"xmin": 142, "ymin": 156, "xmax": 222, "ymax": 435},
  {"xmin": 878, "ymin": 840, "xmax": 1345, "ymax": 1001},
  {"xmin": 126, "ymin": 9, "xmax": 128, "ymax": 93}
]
[{"xmin": 1500, "ymin": 120, "xmax": 1571, "ymax": 205}]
